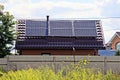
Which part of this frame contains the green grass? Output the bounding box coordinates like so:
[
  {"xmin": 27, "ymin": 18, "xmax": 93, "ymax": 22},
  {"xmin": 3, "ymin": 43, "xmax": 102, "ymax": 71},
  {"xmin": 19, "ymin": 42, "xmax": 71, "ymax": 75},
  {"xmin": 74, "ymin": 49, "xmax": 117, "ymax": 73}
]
[{"xmin": 0, "ymin": 60, "xmax": 120, "ymax": 80}]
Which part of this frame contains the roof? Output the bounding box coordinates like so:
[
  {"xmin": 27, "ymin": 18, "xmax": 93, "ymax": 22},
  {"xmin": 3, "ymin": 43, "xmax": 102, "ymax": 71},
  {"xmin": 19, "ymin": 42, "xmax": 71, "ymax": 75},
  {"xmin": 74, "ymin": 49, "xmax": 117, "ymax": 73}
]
[
  {"xmin": 18, "ymin": 20, "xmax": 100, "ymax": 37},
  {"xmin": 107, "ymin": 32, "xmax": 120, "ymax": 44},
  {"xmin": 16, "ymin": 19, "xmax": 105, "ymax": 50},
  {"xmin": 116, "ymin": 32, "xmax": 120, "ymax": 36},
  {"xmin": 16, "ymin": 37, "xmax": 105, "ymax": 50}
]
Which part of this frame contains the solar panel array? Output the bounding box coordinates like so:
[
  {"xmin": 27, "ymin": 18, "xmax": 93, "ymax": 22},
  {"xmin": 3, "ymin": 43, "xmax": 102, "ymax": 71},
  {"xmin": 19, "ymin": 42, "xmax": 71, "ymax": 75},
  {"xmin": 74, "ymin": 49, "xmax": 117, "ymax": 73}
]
[{"xmin": 25, "ymin": 20, "xmax": 98, "ymax": 37}]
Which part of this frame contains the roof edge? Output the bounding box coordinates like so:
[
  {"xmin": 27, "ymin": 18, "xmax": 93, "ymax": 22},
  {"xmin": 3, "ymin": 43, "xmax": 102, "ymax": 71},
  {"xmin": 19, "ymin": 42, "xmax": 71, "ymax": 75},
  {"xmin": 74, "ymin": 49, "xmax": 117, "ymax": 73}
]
[{"xmin": 107, "ymin": 32, "xmax": 120, "ymax": 45}]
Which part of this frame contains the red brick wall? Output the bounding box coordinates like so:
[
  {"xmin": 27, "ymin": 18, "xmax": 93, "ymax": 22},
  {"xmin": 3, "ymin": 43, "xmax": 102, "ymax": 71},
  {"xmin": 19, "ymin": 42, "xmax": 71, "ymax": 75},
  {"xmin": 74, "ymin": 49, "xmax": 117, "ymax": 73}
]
[
  {"xmin": 21, "ymin": 49, "xmax": 98, "ymax": 55},
  {"xmin": 110, "ymin": 35, "xmax": 120, "ymax": 50}
]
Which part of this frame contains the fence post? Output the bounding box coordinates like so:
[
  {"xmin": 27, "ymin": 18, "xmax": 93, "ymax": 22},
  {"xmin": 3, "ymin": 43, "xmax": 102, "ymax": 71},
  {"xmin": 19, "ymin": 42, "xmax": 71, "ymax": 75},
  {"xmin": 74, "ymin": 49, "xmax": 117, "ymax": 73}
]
[
  {"xmin": 53, "ymin": 56, "xmax": 56, "ymax": 72},
  {"xmin": 6, "ymin": 55, "xmax": 9, "ymax": 71},
  {"xmin": 104, "ymin": 56, "xmax": 107, "ymax": 74}
]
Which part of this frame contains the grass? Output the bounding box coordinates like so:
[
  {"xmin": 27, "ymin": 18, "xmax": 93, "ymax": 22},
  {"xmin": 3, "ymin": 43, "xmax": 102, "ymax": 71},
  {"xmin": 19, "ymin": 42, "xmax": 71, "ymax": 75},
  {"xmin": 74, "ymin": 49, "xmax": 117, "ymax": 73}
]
[{"xmin": 0, "ymin": 60, "xmax": 120, "ymax": 80}]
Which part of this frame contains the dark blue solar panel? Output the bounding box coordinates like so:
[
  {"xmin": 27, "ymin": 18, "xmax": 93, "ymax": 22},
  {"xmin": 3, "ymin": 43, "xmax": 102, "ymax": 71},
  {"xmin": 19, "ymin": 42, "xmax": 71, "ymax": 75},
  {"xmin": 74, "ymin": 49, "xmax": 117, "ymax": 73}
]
[
  {"xmin": 50, "ymin": 20, "xmax": 72, "ymax": 36},
  {"xmin": 26, "ymin": 28, "xmax": 47, "ymax": 36},
  {"xmin": 74, "ymin": 29, "xmax": 97, "ymax": 36},
  {"xmin": 26, "ymin": 20, "xmax": 46, "ymax": 28},
  {"xmin": 26, "ymin": 20, "xmax": 47, "ymax": 36},
  {"xmin": 74, "ymin": 20, "xmax": 96, "ymax": 29},
  {"xmin": 50, "ymin": 21, "xmax": 72, "ymax": 29},
  {"xmin": 74, "ymin": 20, "xmax": 97, "ymax": 36},
  {"xmin": 50, "ymin": 29, "xmax": 72, "ymax": 36}
]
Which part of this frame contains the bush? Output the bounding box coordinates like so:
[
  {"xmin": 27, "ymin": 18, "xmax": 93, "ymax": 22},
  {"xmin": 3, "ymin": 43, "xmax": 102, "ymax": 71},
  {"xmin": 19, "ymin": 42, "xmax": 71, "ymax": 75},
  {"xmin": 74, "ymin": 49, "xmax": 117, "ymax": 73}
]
[
  {"xmin": 0, "ymin": 61, "xmax": 120, "ymax": 80},
  {"xmin": 115, "ymin": 50, "xmax": 120, "ymax": 56}
]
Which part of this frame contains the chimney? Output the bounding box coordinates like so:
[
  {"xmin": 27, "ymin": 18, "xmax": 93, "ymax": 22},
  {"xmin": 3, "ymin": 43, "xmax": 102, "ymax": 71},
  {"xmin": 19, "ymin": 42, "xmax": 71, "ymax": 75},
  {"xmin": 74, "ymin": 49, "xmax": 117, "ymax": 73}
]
[
  {"xmin": 46, "ymin": 15, "xmax": 50, "ymax": 36},
  {"xmin": 47, "ymin": 15, "xmax": 49, "ymax": 22}
]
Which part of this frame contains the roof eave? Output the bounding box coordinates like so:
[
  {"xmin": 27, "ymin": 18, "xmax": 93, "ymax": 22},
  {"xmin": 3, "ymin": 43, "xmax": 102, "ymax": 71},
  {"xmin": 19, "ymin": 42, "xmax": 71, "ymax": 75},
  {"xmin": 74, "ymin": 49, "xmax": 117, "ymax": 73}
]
[{"xmin": 107, "ymin": 32, "xmax": 120, "ymax": 45}]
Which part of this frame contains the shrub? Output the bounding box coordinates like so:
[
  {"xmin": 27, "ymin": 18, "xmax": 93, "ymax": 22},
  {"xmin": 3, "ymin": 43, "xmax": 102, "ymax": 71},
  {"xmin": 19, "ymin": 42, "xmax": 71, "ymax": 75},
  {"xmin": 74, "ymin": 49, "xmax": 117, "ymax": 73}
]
[
  {"xmin": 0, "ymin": 60, "xmax": 120, "ymax": 80},
  {"xmin": 115, "ymin": 50, "xmax": 120, "ymax": 56}
]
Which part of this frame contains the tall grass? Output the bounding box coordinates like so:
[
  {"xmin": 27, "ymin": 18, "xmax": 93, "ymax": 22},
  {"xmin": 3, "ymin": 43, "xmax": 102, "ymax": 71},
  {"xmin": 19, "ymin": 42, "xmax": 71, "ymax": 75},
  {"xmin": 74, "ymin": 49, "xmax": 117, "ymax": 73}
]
[{"xmin": 0, "ymin": 60, "xmax": 120, "ymax": 80}]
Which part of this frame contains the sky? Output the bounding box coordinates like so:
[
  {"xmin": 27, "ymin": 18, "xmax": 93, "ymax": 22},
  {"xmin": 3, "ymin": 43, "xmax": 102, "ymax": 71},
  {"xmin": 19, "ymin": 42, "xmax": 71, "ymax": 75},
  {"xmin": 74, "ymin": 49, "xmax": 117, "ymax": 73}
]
[{"xmin": 1, "ymin": 0, "xmax": 120, "ymax": 43}]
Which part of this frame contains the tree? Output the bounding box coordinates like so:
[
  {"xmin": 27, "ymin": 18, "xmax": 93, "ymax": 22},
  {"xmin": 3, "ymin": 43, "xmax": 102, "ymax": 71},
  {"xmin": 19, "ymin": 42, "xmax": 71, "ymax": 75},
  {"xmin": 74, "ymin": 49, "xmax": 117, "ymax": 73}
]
[
  {"xmin": 0, "ymin": 5, "xmax": 16, "ymax": 58},
  {"xmin": 0, "ymin": 4, "xmax": 4, "ymax": 15},
  {"xmin": 115, "ymin": 50, "xmax": 120, "ymax": 56}
]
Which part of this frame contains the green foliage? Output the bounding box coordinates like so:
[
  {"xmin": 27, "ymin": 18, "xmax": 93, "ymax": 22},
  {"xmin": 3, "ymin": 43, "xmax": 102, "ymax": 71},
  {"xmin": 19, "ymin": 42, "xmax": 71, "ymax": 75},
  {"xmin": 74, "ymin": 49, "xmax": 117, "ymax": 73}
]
[
  {"xmin": 0, "ymin": 61, "xmax": 120, "ymax": 80},
  {"xmin": 0, "ymin": 4, "xmax": 4, "ymax": 15},
  {"xmin": 0, "ymin": 11, "xmax": 16, "ymax": 58},
  {"xmin": 115, "ymin": 50, "xmax": 120, "ymax": 56},
  {"xmin": 0, "ymin": 5, "xmax": 4, "ymax": 10}
]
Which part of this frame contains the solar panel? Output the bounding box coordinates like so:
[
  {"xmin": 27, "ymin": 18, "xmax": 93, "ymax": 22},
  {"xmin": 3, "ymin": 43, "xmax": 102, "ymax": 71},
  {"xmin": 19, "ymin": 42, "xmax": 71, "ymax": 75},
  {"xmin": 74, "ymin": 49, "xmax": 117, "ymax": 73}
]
[
  {"xmin": 26, "ymin": 28, "xmax": 47, "ymax": 36},
  {"xmin": 50, "ymin": 20, "xmax": 72, "ymax": 36},
  {"xmin": 74, "ymin": 29, "xmax": 97, "ymax": 36},
  {"xmin": 26, "ymin": 20, "xmax": 47, "ymax": 36},
  {"xmin": 50, "ymin": 21, "xmax": 72, "ymax": 29},
  {"xmin": 26, "ymin": 20, "xmax": 46, "ymax": 28},
  {"xmin": 50, "ymin": 29, "xmax": 72, "ymax": 36},
  {"xmin": 74, "ymin": 20, "xmax": 96, "ymax": 29},
  {"xmin": 73, "ymin": 20, "xmax": 97, "ymax": 36}
]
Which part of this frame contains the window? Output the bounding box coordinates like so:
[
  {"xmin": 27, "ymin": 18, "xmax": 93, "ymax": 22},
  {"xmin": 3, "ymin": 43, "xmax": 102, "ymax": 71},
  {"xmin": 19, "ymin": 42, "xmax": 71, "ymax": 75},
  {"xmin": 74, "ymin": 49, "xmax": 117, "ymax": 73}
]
[
  {"xmin": 41, "ymin": 53, "xmax": 51, "ymax": 56},
  {"xmin": 116, "ymin": 42, "xmax": 120, "ymax": 50}
]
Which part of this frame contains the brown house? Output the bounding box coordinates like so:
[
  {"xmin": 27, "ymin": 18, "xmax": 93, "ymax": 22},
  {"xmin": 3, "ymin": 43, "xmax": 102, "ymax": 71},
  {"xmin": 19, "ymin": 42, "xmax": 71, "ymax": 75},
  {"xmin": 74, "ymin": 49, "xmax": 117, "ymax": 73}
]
[
  {"xmin": 107, "ymin": 32, "xmax": 120, "ymax": 50},
  {"xmin": 15, "ymin": 16, "xmax": 105, "ymax": 55}
]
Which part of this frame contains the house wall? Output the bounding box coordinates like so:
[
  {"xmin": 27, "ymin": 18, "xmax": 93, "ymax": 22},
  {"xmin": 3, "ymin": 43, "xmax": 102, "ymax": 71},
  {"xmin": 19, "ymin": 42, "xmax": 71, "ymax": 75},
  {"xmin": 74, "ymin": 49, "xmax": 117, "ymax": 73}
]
[
  {"xmin": 21, "ymin": 49, "xmax": 98, "ymax": 55},
  {"xmin": 110, "ymin": 35, "xmax": 120, "ymax": 50}
]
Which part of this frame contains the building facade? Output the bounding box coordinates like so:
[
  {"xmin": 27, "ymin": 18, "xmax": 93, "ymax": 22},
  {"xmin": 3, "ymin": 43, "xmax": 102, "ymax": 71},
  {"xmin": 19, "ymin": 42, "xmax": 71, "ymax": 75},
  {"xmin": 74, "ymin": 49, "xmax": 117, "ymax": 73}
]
[
  {"xmin": 15, "ymin": 16, "xmax": 105, "ymax": 55},
  {"xmin": 107, "ymin": 32, "xmax": 120, "ymax": 50}
]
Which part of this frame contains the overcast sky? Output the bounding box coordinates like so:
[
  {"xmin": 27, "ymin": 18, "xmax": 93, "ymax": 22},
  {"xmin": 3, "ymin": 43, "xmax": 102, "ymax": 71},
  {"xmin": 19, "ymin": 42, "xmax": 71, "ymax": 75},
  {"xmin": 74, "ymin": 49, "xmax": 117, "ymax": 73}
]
[{"xmin": 1, "ymin": 0, "xmax": 120, "ymax": 43}]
